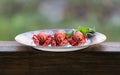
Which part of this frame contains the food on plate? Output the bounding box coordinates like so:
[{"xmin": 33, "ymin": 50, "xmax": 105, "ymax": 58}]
[
  {"xmin": 32, "ymin": 26, "xmax": 95, "ymax": 47},
  {"xmin": 32, "ymin": 35, "xmax": 40, "ymax": 46},
  {"xmin": 32, "ymin": 30, "xmax": 68, "ymax": 47},
  {"xmin": 53, "ymin": 30, "xmax": 68, "ymax": 46},
  {"xmin": 43, "ymin": 35, "xmax": 52, "ymax": 46},
  {"xmin": 32, "ymin": 32, "xmax": 52, "ymax": 46},
  {"xmin": 69, "ymin": 32, "xmax": 87, "ymax": 46}
]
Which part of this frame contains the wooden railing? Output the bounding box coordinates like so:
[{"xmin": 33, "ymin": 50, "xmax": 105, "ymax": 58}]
[{"xmin": 0, "ymin": 41, "xmax": 120, "ymax": 75}]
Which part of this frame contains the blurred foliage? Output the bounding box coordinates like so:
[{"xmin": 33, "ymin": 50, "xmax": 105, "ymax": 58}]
[{"xmin": 0, "ymin": 0, "xmax": 120, "ymax": 41}]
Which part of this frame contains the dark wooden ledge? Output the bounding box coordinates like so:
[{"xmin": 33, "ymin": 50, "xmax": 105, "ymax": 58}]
[{"xmin": 0, "ymin": 41, "xmax": 120, "ymax": 75}]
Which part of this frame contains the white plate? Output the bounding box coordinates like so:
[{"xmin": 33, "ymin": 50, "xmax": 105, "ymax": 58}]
[{"xmin": 15, "ymin": 29, "xmax": 106, "ymax": 52}]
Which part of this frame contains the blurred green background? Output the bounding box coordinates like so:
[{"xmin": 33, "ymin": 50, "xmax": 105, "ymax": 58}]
[{"xmin": 0, "ymin": 0, "xmax": 120, "ymax": 41}]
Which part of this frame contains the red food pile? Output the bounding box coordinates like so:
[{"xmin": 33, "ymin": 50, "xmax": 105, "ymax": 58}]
[
  {"xmin": 52, "ymin": 30, "xmax": 68, "ymax": 47},
  {"xmin": 32, "ymin": 30, "xmax": 87, "ymax": 47},
  {"xmin": 69, "ymin": 32, "xmax": 87, "ymax": 46},
  {"xmin": 32, "ymin": 32, "xmax": 52, "ymax": 46}
]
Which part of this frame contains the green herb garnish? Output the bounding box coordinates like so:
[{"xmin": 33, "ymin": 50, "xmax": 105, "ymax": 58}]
[
  {"xmin": 77, "ymin": 26, "xmax": 95, "ymax": 34},
  {"xmin": 66, "ymin": 26, "xmax": 95, "ymax": 38},
  {"xmin": 66, "ymin": 29, "xmax": 75, "ymax": 38},
  {"xmin": 77, "ymin": 26, "xmax": 95, "ymax": 38}
]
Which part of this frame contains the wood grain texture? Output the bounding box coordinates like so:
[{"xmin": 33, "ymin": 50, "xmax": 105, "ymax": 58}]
[{"xmin": 0, "ymin": 41, "xmax": 120, "ymax": 75}]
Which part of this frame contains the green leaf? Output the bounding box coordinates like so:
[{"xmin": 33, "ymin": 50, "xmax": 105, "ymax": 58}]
[
  {"xmin": 77, "ymin": 26, "xmax": 95, "ymax": 34},
  {"xmin": 66, "ymin": 30, "xmax": 75, "ymax": 38}
]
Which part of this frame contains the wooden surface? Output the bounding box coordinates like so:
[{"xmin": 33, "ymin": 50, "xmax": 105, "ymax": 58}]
[{"xmin": 0, "ymin": 41, "xmax": 120, "ymax": 75}]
